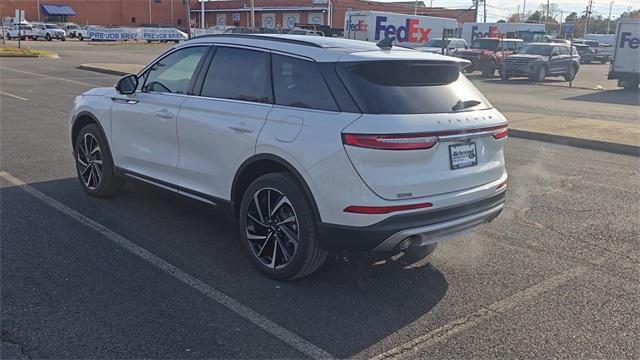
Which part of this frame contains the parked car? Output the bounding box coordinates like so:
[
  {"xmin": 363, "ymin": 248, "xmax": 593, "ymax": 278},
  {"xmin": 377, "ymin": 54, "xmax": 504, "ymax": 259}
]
[
  {"xmin": 502, "ymin": 43, "xmax": 580, "ymax": 82},
  {"xmin": 33, "ymin": 23, "xmax": 66, "ymax": 41},
  {"xmin": 69, "ymin": 35, "xmax": 508, "ymax": 279},
  {"xmin": 5, "ymin": 24, "xmax": 37, "ymax": 40},
  {"xmin": 62, "ymin": 23, "xmax": 81, "ymax": 38},
  {"xmin": 574, "ymin": 39, "xmax": 612, "ymax": 63},
  {"xmin": 574, "ymin": 44, "xmax": 596, "ymax": 64},
  {"xmin": 416, "ymin": 38, "xmax": 468, "ymax": 55},
  {"xmin": 454, "ymin": 38, "xmax": 523, "ymax": 77},
  {"xmin": 289, "ymin": 24, "xmax": 344, "ymax": 37},
  {"xmin": 287, "ymin": 28, "xmax": 324, "ymax": 36},
  {"xmin": 74, "ymin": 26, "xmax": 89, "ymax": 41}
]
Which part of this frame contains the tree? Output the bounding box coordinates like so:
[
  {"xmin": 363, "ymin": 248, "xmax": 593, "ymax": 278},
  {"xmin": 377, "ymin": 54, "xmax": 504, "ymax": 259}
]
[
  {"xmin": 507, "ymin": 13, "xmax": 522, "ymax": 23},
  {"xmin": 528, "ymin": 10, "xmax": 543, "ymax": 22},
  {"xmin": 565, "ymin": 12, "xmax": 578, "ymax": 24}
]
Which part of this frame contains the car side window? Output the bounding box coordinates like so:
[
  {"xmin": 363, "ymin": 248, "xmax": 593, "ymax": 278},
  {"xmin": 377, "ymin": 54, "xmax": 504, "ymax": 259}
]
[
  {"xmin": 271, "ymin": 54, "xmax": 338, "ymax": 112},
  {"xmin": 143, "ymin": 46, "xmax": 208, "ymax": 94},
  {"xmin": 200, "ymin": 47, "xmax": 272, "ymax": 103},
  {"xmin": 559, "ymin": 46, "xmax": 570, "ymax": 55}
]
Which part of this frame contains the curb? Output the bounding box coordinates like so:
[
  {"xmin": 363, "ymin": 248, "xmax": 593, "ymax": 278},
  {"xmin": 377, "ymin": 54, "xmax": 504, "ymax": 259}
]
[
  {"xmin": 509, "ymin": 129, "xmax": 639, "ymax": 157},
  {"xmin": 78, "ymin": 65, "xmax": 129, "ymax": 76}
]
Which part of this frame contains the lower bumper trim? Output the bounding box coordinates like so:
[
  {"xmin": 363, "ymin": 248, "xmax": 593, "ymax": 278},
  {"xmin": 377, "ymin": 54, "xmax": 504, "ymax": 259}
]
[{"xmin": 372, "ymin": 202, "xmax": 504, "ymax": 252}]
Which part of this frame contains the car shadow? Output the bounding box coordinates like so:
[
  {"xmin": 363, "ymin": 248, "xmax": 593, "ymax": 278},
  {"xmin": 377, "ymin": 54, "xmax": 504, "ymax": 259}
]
[
  {"xmin": 566, "ymin": 88, "xmax": 640, "ymax": 106},
  {"xmin": 8, "ymin": 177, "xmax": 449, "ymax": 358}
]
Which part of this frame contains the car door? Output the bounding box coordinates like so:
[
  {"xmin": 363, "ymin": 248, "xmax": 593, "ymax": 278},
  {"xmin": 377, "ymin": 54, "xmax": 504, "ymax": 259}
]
[
  {"xmin": 177, "ymin": 46, "xmax": 273, "ymax": 202},
  {"xmin": 549, "ymin": 46, "xmax": 563, "ymax": 74},
  {"xmin": 111, "ymin": 45, "xmax": 209, "ymax": 186},
  {"xmin": 558, "ymin": 46, "xmax": 571, "ymax": 73}
]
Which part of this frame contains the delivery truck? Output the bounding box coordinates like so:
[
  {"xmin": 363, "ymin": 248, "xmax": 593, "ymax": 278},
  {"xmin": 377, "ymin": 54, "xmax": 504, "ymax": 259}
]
[
  {"xmin": 461, "ymin": 22, "xmax": 545, "ymax": 44},
  {"xmin": 344, "ymin": 11, "xmax": 458, "ymax": 47},
  {"xmin": 608, "ymin": 18, "xmax": 640, "ymax": 89}
]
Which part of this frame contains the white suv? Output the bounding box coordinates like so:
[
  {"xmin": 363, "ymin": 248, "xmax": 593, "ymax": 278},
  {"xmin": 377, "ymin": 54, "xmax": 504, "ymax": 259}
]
[{"xmin": 69, "ymin": 35, "xmax": 508, "ymax": 279}]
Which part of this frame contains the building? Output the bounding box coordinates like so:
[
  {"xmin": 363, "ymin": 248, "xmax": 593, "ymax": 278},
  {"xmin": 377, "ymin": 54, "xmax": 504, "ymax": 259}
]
[
  {"xmin": 194, "ymin": 0, "xmax": 476, "ymax": 29},
  {"xmin": 0, "ymin": 0, "xmax": 475, "ymax": 29}
]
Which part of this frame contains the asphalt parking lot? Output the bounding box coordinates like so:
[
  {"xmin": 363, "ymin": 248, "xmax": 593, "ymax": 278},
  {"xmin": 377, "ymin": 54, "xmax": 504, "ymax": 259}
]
[{"xmin": 1, "ymin": 40, "xmax": 639, "ymax": 359}]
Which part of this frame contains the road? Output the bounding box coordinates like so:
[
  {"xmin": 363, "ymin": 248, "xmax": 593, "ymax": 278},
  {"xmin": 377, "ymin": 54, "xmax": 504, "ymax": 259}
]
[{"xmin": 1, "ymin": 41, "xmax": 639, "ymax": 359}]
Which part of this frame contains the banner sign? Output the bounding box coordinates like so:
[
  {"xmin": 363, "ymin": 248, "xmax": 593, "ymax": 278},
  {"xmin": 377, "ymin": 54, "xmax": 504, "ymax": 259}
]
[
  {"xmin": 141, "ymin": 28, "xmax": 187, "ymax": 41},
  {"xmin": 88, "ymin": 27, "xmax": 139, "ymax": 41}
]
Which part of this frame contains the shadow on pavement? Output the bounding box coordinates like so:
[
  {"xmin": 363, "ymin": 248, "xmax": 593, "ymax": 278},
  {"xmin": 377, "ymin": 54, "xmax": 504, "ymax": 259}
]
[
  {"xmin": 3, "ymin": 177, "xmax": 449, "ymax": 357},
  {"xmin": 566, "ymin": 89, "xmax": 640, "ymax": 106}
]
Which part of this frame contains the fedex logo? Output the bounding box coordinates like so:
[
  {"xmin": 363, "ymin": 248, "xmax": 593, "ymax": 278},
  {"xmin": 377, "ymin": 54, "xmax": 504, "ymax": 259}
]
[
  {"xmin": 471, "ymin": 25, "xmax": 498, "ymax": 41},
  {"xmin": 347, "ymin": 19, "xmax": 368, "ymax": 32},
  {"xmin": 374, "ymin": 16, "xmax": 431, "ymax": 43},
  {"xmin": 619, "ymin": 32, "xmax": 639, "ymax": 49}
]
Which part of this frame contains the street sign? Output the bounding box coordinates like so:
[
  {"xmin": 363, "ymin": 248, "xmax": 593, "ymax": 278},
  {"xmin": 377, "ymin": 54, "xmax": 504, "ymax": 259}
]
[{"xmin": 565, "ymin": 23, "xmax": 574, "ymax": 35}]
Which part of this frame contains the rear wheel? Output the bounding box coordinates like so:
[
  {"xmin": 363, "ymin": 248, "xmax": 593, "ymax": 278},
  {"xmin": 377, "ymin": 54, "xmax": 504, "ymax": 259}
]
[
  {"xmin": 74, "ymin": 124, "xmax": 123, "ymax": 197},
  {"xmin": 620, "ymin": 79, "xmax": 639, "ymax": 90},
  {"xmin": 239, "ymin": 173, "xmax": 327, "ymax": 280}
]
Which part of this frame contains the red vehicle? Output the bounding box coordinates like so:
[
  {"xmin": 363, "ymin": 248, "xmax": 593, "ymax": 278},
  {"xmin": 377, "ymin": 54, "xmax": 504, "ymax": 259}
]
[{"xmin": 454, "ymin": 38, "xmax": 523, "ymax": 77}]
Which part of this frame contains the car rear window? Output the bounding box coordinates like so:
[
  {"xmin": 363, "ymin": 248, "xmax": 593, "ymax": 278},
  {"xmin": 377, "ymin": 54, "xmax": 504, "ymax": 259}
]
[{"xmin": 336, "ymin": 61, "xmax": 492, "ymax": 114}]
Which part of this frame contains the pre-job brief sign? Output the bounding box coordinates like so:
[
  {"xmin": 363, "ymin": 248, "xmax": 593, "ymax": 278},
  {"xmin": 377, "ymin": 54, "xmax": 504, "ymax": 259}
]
[
  {"xmin": 142, "ymin": 28, "xmax": 187, "ymax": 41},
  {"xmin": 88, "ymin": 28, "xmax": 139, "ymax": 41}
]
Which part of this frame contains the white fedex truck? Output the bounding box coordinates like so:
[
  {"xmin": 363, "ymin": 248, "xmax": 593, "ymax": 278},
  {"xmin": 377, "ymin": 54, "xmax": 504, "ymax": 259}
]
[
  {"xmin": 344, "ymin": 11, "xmax": 458, "ymax": 47},
  {"xmin": 461, "ymin": 22, "xmax": 545, "ymax": 44},
  {"xmin": 608, "ymin": 18, "xmax": 640, "ymax": 89}
]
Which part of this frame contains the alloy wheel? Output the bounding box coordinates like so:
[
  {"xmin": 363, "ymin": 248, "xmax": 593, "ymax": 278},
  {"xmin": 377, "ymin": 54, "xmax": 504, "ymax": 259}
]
[
  {"xmin": 77, "ymin": 133, "xmax": 103, "ymax": 190},
  {"xmin": 245, "ymin": 187, "xmax": 299, "ymax": 269}
]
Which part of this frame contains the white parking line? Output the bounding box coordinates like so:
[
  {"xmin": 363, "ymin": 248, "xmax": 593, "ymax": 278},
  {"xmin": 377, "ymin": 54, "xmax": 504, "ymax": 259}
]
[
  {"xmin": 0, "ymin": 67, "xmax": 99, "ymax": 87},
  {"xmin": 0, "ymin": 171, "xmax": 334, "ymax": 360},
  {"xmin": 0, "ymin": 91, "xmax": 28, "ymax": 101},
  {"xmin": 366, "ymin": 267, "xmax": 585, "ymax": 359}
]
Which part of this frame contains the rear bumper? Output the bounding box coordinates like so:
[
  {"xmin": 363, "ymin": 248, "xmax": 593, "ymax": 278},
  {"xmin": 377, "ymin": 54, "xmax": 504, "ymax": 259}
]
[{"xmin": 317, "ymin": 191, "xmax": 506, "ymax": 251}]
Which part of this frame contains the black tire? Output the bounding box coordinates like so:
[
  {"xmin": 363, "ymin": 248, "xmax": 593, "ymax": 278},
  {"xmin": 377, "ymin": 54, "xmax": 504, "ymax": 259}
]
[
  {"xmin": 5, "ymin": 33, "xmax": 10, "ymax": 40},
  {"xmin": 239, "ymin": 172, "xmax": 327, "ymax": 280},
  {"xmin": 621, "ymin": 79, "xmax": 639, "ymax": 90},
  {"xmin": 61, "ymin": 37, "xmax": 66, "ymax": 42},
  {"xmin": 74, "ymin": 124, "xmax": 123, "ymax": 197},
  {"xmin": 564, "ymin": 64, "xmax": 577, "ymax": 81},
  {"xmin": 78, "ymin": 34, "xmax": 84, "ymax": 41},
  {"xmin": 481, "ymin": 61, "xmax": 496, "ymax": 78},
  {"xmin": 46, "ymin": 33, "xmax": 52, "ymax": 41},
  {"xmin": 531, "ymin": 65, "xmax": 546, "ymax": 82}
]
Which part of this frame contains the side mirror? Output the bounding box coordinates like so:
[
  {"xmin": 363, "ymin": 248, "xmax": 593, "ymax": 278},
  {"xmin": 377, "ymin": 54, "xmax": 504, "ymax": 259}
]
[
  {"xmin": 464, "ymin": 45, "xmax": 469, "ymax": 49},
  {"xmin": 115, "ymin": 74, "xmax": 138, "ymax": 95}
]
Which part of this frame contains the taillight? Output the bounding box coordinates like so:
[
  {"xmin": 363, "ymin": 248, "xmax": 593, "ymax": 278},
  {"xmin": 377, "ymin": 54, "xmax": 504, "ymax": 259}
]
[
  {"xmin": 342, "ymin": 134, "xmax": 438, "ymax": 150},
  {"xmin": 344, "ymin": 202, "xmax": 433, "ymax": 214},
  {"xmin": 343, "ymin": 124, "xmax": 508, "ymax": 150},
  {"xmin": 493, "ymin": 127, "xmax": 508, "ymax": 139}
]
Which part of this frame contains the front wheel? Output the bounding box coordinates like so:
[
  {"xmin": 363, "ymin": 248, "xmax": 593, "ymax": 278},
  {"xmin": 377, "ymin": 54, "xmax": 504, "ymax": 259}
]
[
  {"xmin": 74, "ymin": 124, "xmax": 123, "ymax": 197},
  {"xmin": 564, "ymin": 64, "xmax": 577, "ymax": 81},
  {"xmin": 78, "ymin": 34, "xmax": 84, "ymax": 41},
  {"xmin": 531, "ymin": 65, "xmax": 546, "ymax": 82},
  {"xmin": 481, "ymin": 61, "xmax": 496, "ymax": 78},
  {"xmin": 45, "ymin": 33, "xmax": 52, "ymax": 41},
  {"xmin": 239, "ymin": 173, "xmax": 327, "ymax": 280}
]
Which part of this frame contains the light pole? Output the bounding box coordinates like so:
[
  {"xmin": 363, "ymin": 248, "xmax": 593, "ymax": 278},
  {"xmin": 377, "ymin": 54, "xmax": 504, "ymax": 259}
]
[
  {"xmin": 148, "ymin": 0, "xmax": 152, "ymax": 24},
  {"xmin": 606, "ymin": 1, "xmax": 614, "ymax": 34},
  {"xmin": 37, "ymin": 0, "xmax": 41, "ymax": 22},
  {"xmin": 200, "ymin": 0, "xmax": 205, "ymax": 28},
  {"xmin": 522, "ymin": 0, "xmax": 526, "ymax": 20}
]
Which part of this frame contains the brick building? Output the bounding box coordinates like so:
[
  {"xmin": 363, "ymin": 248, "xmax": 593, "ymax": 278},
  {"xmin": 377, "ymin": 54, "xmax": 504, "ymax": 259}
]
[{"xmin": 0, "ymin": 0, "xmax": 475, "ymax": 29}]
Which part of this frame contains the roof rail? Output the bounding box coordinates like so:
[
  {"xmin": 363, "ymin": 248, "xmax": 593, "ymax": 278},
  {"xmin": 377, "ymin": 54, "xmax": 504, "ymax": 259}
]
[{"xmin": 189, "ymin": 33, "xmax": 324, "ymax": 48}]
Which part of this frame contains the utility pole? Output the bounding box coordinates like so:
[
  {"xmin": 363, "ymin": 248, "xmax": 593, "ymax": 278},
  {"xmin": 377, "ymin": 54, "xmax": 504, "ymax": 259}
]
[
  {"xmin": 200, "ymin": 0, "xmax": 205, "ymax": 28},
  {"xmin": 560, "ymin": 10, "xmax": 563, "ymax": 37},
  {"xmin": 484, "ymin": 0, "xmax": 487, "ymax": 23},
  {"xmin": 545, "ymin": 0, "xmax": 550, "ymax": 30},
  {"xmin": 517, "ymin": 5, "xmax": 520, "ymax": 21},
  {"xmin": 414, "ymin": 0, "xmax": 417, "ymax": 15},
  {"xmin": 584, "ymin": 0, "xmax": 593, "ymax": 36},
  {"xmin": 250, "ymin": 0, "xmax": 255, "ymax": 28},
  {"xmin": 474, "ymin": 0, "xmax": 479, "ymax": 22},
  {"xmin": 37, "ymin": 0, "xmax": 40, "ymax": 22},
  {"xmin": 170, "ymin": 0, "xmax": 174, "ymax": 25},
  {"xmin": 606, "ymin": 1, "xmax": 614, "ymax": 34},
  {"xmin": 148, "ymin": 0, "xmax": 152, "ymax": 24},
  {"xmin": 184, "ymin": 0, "xmax": 191, "ymax": 38},
  {"xmin": 522, "ymin": 0, "xmax": 527, "ymax": 20}
]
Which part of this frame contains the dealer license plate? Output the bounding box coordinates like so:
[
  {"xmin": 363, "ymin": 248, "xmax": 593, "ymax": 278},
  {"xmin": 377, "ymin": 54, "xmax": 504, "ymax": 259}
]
[{"xmin": 449, "ymin": 143, "xmax": 478, "ymax": 170}]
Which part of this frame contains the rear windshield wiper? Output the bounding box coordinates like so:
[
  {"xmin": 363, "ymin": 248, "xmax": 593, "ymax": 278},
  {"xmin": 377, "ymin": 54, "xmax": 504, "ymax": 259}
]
[{"xmin": 452, "ymin": 100, "xmax": 481, "ymax": 111}]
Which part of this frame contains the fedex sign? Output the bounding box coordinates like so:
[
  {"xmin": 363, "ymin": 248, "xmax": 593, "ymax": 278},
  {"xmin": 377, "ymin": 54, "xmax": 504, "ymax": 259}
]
[
  {"xmin": 471, "ymin": 25, "xmax": 498, "ymax": 41},
  {"xmin": 619, "ymin": 32, "xmax": 640, "ymax": 49},
  {"xmin": 374, "ymin": 16, "xmax": 432, "ymax": 43}
]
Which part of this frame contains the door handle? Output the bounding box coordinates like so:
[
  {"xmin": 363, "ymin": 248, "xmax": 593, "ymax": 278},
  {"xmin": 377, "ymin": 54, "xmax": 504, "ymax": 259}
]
[
  {"xmin": 228, "ymin": 123, "xmax": 254, "ymax": 133},
  {"xmin": 155, "ymin": 110, "xmax": 173, "ymax": 119},
  {"xmin": 111, "ymin": 97, "xmax": 139, "ymax": 104}
]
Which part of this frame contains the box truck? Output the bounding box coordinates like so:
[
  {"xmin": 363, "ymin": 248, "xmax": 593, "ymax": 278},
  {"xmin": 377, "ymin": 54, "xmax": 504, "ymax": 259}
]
[
  {"xmin": 608, "ymin": 18, "xmax": 640, "ymax": 89},
  {"xmin": 461, "ymin": 22, "xmax": 545, "ymax": 44},
  {"xmin": 344, "ymin": 11, "xmax": 458, "ymax": 47}
]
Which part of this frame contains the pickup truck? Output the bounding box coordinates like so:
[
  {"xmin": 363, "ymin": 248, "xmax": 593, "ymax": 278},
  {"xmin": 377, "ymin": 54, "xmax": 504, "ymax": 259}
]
[
  {"xmin": 454, "ymin": 37, "xmax": 524, "ymax": 77},
  {"xmin": 5, "ymin": 24, "xmax": 38, "ymax": 40},
  {"xmin": 32, "ymin": 23, "xmax": 66, "ymax": 41},
  {"xmin": 608, "ymin": 18, "xmax": 640, "ymax": 90}
]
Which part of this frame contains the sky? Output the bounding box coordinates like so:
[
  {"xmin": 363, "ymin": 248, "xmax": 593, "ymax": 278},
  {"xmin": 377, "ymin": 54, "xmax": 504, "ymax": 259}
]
[{"xmin": 417, "ymin": 0, "xmax": 636, "ymax": 22}]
